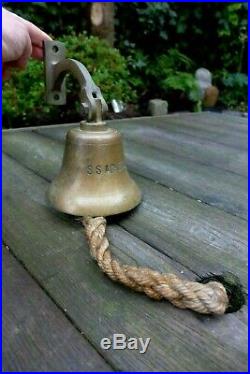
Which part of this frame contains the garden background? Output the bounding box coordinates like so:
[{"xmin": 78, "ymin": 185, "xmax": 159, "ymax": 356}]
[{"xmin": 2, "ymin": 2, "xmax": 248, "ymax": 128}]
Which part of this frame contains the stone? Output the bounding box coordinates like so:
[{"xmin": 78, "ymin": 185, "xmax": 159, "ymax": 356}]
[
  {"xmin": 148, "ymin": 99, "xmax": 168, "ymax": 116},
  {"xmin": 195, "ymin": 68, "xmax": 212, "ymax": 100},
  {"xmin": 203, "ymin": 86, "xmax": 219, "ymax": 108},
  {"xmin": 195, "ymin": 68, "xmax": 219, "ymax": 107}
]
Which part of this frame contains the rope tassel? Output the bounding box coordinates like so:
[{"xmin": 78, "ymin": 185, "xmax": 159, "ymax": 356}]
[{"xmin": 82, "ymin": 216, "xmax": 245, "ymax": 315}]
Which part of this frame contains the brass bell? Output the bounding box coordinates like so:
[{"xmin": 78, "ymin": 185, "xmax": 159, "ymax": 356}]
[
  {"xmin": 44, "ymin": 40, "xmax": 141, "ymax": 217},
  {"xmin": 48, "ymin": 120, "xmax": 141, "ymax": 216}
]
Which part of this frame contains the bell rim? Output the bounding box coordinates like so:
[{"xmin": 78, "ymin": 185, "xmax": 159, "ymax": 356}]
[{"xmin": 48, "ymin": 190, "xmax": 142, "ymax": 217}]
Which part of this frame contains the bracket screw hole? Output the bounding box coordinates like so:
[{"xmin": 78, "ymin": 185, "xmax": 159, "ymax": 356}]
[
  {"xmin": 54, "ymin": 94, "xmax": 60, "ymax": 101},
  {"xmin": 52, "ymin": 45, "xmax": 59, "ymax": 53}
]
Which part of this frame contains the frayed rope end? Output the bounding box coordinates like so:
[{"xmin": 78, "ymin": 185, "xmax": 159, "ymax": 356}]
[{"xmin": 197, "ymin": 272, "xmax": 246, "ymax": 313}]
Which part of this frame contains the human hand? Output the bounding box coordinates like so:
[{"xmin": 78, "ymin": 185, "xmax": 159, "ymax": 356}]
[{"xmin": 2, "ymin": 8, "xmax": 52, "ymax": 79}]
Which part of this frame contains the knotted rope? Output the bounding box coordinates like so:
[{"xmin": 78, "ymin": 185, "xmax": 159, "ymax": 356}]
[{"xmin": 82, "ymin": 216, "xmax": 244, "ymax": 315}]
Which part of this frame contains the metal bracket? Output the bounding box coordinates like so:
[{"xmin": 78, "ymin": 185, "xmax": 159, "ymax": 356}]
[
  {"xmin": 44, "ymin": 40, "xmax": 67, "ymax": 105},
  {"xmin": 43, "ymin": 40, "xmax": 108, "ymax": 122}
]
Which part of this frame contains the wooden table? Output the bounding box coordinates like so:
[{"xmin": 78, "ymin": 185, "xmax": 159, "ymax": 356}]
[{"xmin": 3, "ymin": 112, "xmax": 248, "ymax": 372}]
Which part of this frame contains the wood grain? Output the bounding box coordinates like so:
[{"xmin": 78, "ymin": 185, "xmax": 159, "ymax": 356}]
[
  {"xmin": 5, "ymin": 128, "xmax": 247, "ymax": 219},
  {"xmin": 2, "ymin": 245, "xmax": 112, "ymax": 372},
  {"xmin": 3, "ymin": 156, "xmax": 247, "ymax": 371},
  {"xmin": 35, "ymin": 120, "xmax": 248, "ymax": 177},
  {"xmin": 3, "ymin": 134, "xmax": 247, "ymax": 285},
  {"xmin": 3, "ymin": 113, "xmax": 248, "ymax": 372},
  {"xmin": 111, "ymin": 115, "xmax": 248, "ymax": 150}
]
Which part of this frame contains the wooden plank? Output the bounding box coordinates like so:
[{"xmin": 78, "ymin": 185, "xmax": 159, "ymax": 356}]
[
  {"xmin": 205, "ymin": 112, "xmax": 248, "ymax": 126},
  {"xmin": 18, "ymin": 129, "xmax": 247, "ymax": 219},
  {"xmin": 2, "ymin": 112, "xmax": 247, "ymax": 134},
  {"xmin": 2, "ymin": 245, "xmax": 112, "ymax": 372},
  {"xmin": 3, "ymin": 154, "xmax": 191, "ymax": 277},
  {"xmin": 111, "ymin": 116, "xmax": 248, "ymax": 150},
  {"xmin": 148, "ymin": 118, "xmax": 247, "ymax": 150},
  {"xmin": 2, "ymin": 134, "xmax": 247, "ymax": 285},
  {"xmin": 2, "ymin": 156, "xmax": 247, "ymax": 371},
  {"xmin": 173, "ymin": 112, "xmax": 248, "ymax": 132},
  {"xmin": 3, "ymin": 132, "xmax": 62, "ymax": 181},
  {"xmin": 33, "ymin": 113, "xmax": 248, "ymax": 151},
  {"xmin": 124, "ymin": 139, "xmax": 247, "ymax": 219},
  {"xmin": 119, "ymin": 125, "xmax": 247, "ymax": 177},
  {"xmin": 35, "ymin": 121, "xmax": 247, "ymax": 177}
]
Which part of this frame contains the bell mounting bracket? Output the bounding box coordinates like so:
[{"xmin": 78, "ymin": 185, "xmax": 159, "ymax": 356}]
[{"xmin": 43, "ymin": 40, "xmax": 108, "ymax": 123}]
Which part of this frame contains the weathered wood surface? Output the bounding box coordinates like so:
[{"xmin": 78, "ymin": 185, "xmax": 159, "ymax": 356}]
[
  {"xmin": 2, "ymin": 134, "xmax": 248, "ymax": 286},
  {"xmin": 34, "ymin": 119, "xmax": 248, "ymax": 219},
  {"xmin": 3, "ymin": 128, "xmax": 248, "ymax": 220},
  {"xmin": 3, "ymin": 113, "xmax": 248, "ymax": 372},
  {"xmin": 34, "ymin": 114, "xmax": 248, "ymax": 177},
  {"xmin": 2, "ymin": 245, "xmax": 112, "ymax": 372}
]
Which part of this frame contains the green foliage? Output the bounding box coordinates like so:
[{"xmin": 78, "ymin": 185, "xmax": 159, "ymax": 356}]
[
  {"xmin": 3, "ymin": 2, "xmax": 248, "ymax": 124},
  {"xmin": 122, "ymin": 41, "xmax": 149, "ymax": 91},
  {"xmin": 116, "ymin": 2, "xmax": 248, "ymax": 74},
  {"xmin": 144, "ymin": 50, "xmax": 200, "ymax": 109},
  {"xmin": 4, "ymin": 2, "xmax": 89, "ymax": 38},
  {"xmin": 2, "ymin": 61, "xmax": 56, "ymax": 128},
  {"xmin": 6, "ymin": 4, "xmax": 248, "ymax": 72},
  {"xmin": 123, "ymin": 48, "xmax": 199, "ymax": 111},
  {"xmin": 216, "ymin": 72, "xmax": 248, "ymax": 111},
  {"xmin": 150, "ymin": 48, "xmax": 194, "ymax": 78},
  {"xmin": 115, "ymin": 2, "xmax": 248, "ymax": 111},
  {"xmin": 116, "ymin": 3, "xmax": 177, "ymax": 56},
  {"xmin": 222, "ymin": 72, "xmax": 248, "ymax": 88},
  {"xmin": 2, "ymin": 33, "xmax": 136, "ymax": 127},
  {"xmin": 215, "ymin": 3, "xmax": 248, "ymax": 73},
  {"xmin": 135, "ymin": 2, "xmax": 176, "ymax": 42},
  {"xmin": 163, "ymin": 73, "xmax": 200, "ymax": 103}
]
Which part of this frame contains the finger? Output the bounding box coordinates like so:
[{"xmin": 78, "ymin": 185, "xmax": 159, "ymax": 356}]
[
  {"xmin": 24, "ymin": 19, "xmax": 52, "ymax": 47},
  {"xmin": 3, "ymin": 57, "xmax": 30, "ymax": 72},
  {"xmin": 6, "ymin": 59, "xmax": 26, "ymax": 69},
  {"xmin": 31, "ymin": 45, "xmax": 44, "ymax": 60},
  {"xmin": 3, "ymin": 61, "xmax": 17, "ymax": 68},
  {"xmin": 2, "ymin": 66, "xmax": 11, "ymax": 80},
  {"xmin": 15, "ymin": 34, "xmax": 32, "ymax": 69}
]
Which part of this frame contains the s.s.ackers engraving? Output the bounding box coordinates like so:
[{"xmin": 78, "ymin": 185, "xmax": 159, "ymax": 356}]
[{"xmin": 86, "ymin": 162, "xmax": 126, "ymax": 175}]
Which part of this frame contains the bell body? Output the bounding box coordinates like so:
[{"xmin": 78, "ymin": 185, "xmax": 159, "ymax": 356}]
[{"xmin": 48, "ymin": 123, "xmax": 141, "ymax": 217}]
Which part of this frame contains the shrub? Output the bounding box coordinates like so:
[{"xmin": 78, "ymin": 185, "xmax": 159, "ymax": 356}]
[
  {"xmin": 116, "ymin": 2, "xmax": 248, "ymax": 73},
  {"xmin": 163, "ymin": 73, "xmax": 200, "ymax": 103},
  {"xmin": 4, "ymin": 3, "xmax": 248, "ymax": 117},
  {"xmin": 116, "ymin": 2, "xmax": 247, "ymax": 111},
  {"xmin": 2, "ymin": 33, "xmax": 137, "ymax": 128},
  {"xmin": 215, "ymin": 72, "xmax": 248, "ymax": 111},
  {"xmin": 144, "ymin": 50, "xmax": 201, "ymax": 111},
  {"xmin": 4, "ymin": 2, "xmax": 89, "ymax": 38}
]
